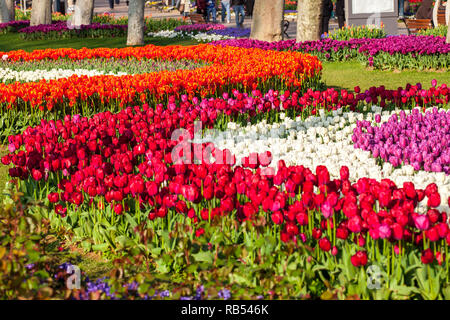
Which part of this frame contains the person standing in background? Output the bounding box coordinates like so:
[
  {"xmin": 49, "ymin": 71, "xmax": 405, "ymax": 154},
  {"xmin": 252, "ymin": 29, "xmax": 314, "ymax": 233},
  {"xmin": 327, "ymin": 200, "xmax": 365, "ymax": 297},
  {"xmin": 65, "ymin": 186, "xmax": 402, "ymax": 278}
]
[
  {"xmin": 196, "ymin": 0, "xmax": 206, "ymax": 15},
  {"xmin": 398, "ymin": 0, "xmax": 405, "ymax": 18},
  {"xmin": 245, "ymin": 0, "xmax": 254, "ymax": 17},
  {"xmin": 231, "ymin": 0, "xmax": 246, "ymax": 28},
  {"xmin": 108, "ymin": 0, "xmax": 120, "ymax": 10},
  {"xmin": 179, "ymin": 0, "xmax": 191, "ymax": 17},
  {"xmin": 320, "ymin": 0, "xmax": 333, "ymax": 36},
  {"xmin": 206, "ymin": 0, "xmax": 217, "ymax": 23},
  {"xmin": 54, "ymin": 0, "xmax": 62, "ymax": 14},
  {"xmin": 336, "ymin": 0, "xmax": 345, "ymax": 29},
  {"xmin": 221, "ymin": 0, "xmax": 231, "ymax": 23},
  {"xmin": 404, "ymin": 0, "xmax": 411, "ymax": 16}
]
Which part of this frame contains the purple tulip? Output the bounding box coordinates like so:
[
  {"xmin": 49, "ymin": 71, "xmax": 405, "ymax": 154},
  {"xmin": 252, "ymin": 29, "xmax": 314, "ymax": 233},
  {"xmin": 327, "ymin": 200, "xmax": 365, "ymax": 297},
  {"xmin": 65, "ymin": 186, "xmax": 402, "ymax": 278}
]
[{"xmin": 352, "ymin": 109, "xmax": 450, "ymax": 175}]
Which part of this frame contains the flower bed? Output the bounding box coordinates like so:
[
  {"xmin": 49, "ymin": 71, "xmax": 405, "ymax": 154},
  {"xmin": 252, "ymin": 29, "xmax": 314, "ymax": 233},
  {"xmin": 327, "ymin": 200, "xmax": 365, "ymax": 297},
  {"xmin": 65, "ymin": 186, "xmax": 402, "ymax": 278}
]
[
  {"xmin": 174, "ymin": 23, "xmax": 227, "ymax": 32},
  {"xmin": 353, "ymin": 108, "xmax": 450, "ymax": 174},
  {"xmin": 1, "ymin": 76, "xmax": 450, "ymax": 299},
  {"xmin": 148, "ymin": 25, "xmax": 251, "ymax": 42},
  {"xmin": 1, "ymin": 17, "xmax": 188, "ymax": 39},
  {"xmin": 211, "ymin": 35, "xmax": 450, "ymax": 71},
  {"xmin": 327, "ymin": 25, "xmax": 387, "ymax": 41},
  {"xmin": 0, "ymin": 20, "xmax": 30, "ymax": 34},
  {"xmin": 0, "ymin": 58, "xmax": 207, "ymax": 84},
  {"xmin": 147, "ymin": 30, "xmax": 234, "ymax": 42},
  {"xmin": 0, "ymin": 43, "xmax": 321, "ymax": 109},
  {"xmin": 17, "ymin": 22, "xmax": 127, "ymax": 40},
  {"xmin": 2, "ymin": 82, "xmax": 450, "ymax": 299},
  {"xmin": 0, "ymin": 67, "xmax": 127, "ymax": 84}
]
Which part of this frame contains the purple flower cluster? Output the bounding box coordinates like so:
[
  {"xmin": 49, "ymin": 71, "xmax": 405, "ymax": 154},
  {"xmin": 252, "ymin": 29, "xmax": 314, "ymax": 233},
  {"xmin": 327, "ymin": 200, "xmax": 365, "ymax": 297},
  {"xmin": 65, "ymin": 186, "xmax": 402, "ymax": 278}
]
[
  {"xmin": 180, "ymin": 285, "xmax": 205, "ymax": 300},
  {"xmin": 175, "ymin": 23, "xmax": 226, "ymax": 32},
  {"xmin": 18, "ymin": 22, "xmax": 127, "ymax": 34},
  {"xmin": 210, "ymin": 38, "xmax": 297, "ymax": 50},
  {"xmin": 0, "ymin": 20, "xmax": 30, "ymax": 31},
  {"xmin": 211, "ymin": 35, "xmax": 450, "ymax": 56},
  {"xmin": 210, "ymin": 38, "xmax": 367, "ymax": 54},
  {"xmin": 352, "ymin": 108, "xmax": 450, "ymax": 174},
  {"xmin": 207, "ymin": 27, "xmax": 250, "ymax": 38},
  {"xmin": 358, "ymin": 35, "xmax": 450, "ymax": 56}
]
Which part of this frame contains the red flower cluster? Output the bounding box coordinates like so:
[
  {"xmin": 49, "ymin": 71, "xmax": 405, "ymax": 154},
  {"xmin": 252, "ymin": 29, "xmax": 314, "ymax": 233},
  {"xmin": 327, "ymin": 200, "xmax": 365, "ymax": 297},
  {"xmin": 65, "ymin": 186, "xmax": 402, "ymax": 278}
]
[{"xmin": 351, "ymin": 251, "xmax": 368, "ymax": 267}]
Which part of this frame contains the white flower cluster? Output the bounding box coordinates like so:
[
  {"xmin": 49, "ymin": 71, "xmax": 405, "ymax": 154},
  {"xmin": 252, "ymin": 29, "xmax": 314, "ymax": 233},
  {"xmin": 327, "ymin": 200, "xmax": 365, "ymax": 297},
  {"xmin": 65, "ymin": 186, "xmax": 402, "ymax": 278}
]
[
  {"xmin": 202, "ymin": 106, "xmax": 450, "ymax": 208},
  {"xmin": 0, "ymin": 67, "xmax": 127, "ymax": 84},
  {"xmin": 147, "ymin": 30, "xmax": 233, "ymax": 42},
  {"xmin": 147, "ymin": 30, "xmax": 180, "ymax": 39},
  {"xmin": 190, "ymin": 32, "xmax": 233, "ymax": 42}
]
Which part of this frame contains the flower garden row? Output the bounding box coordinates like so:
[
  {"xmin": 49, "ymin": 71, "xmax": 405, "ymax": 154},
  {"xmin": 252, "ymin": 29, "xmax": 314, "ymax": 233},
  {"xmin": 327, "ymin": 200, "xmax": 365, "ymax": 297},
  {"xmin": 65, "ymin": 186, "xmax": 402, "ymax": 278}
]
[
  {"xmin": 0, "ymin": 58, "xmax": 206, "ymax": 84},
  {"xmin": 211, "ymin": 35, "xmax": 450, "ymax": 71},
  {"xmin": 0, "ymin": 20, "xmax": 127, "ymax": 39},
  {"xmin": 0, "ymin": 44, "xmax": 321, "ymax": 142},
  {"xmin": 0, "ymin": 17, "xmax": 190, "ymax": 40}
]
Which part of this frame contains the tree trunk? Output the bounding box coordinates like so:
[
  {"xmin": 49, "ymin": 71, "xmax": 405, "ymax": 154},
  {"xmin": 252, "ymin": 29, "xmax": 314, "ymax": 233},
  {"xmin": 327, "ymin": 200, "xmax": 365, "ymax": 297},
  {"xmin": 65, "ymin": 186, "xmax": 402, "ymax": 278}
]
[
  {"xmin": 432, "ymin": 0, "xmax": 440, "ymax": 27},
  {"xmin": 446, "ymin": 0, "xmax": 450, "ymax": 25},
  {"xmin": 250, "ymin": 0, "xmax": 284, "ymax": 42},
  {"xmin": 0, "ymin": 0, "xmax": 15, "ymax": 23},
  {"xmin": 296, "ymin": 0, "xmax": 323, "ymax": 42},
  {"xmin": 30, "ymin": 0, "xmax": 52, "ymax": 26},
  {"xmin": 447, "ymin": 21, "xmax": 450, "ymax": 44},
  {"xmin": 127, "ymin": 0, "xmax": 145, "ymax": 46},
  {"xmin": 72, "ymin": 0, "xmax": 95, "ymax": 26}
]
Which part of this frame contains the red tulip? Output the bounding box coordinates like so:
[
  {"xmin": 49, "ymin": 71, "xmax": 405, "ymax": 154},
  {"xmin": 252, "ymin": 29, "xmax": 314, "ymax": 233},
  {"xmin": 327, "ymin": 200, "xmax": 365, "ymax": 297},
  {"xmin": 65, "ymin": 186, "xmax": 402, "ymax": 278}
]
[
  {"xmin": 331, "ymin": 246, "xmax": 338, "ymax": 256},
  {"xmin": 318, "ymin": 237, "xmax": 331, "ymax": 252},
  {"xmin": 350, "ymin": 251, "xmax": 368, "ymax": 267},
  {"xmin": 336, "ymin": 227, "xmax": 349, "ymax": 240},
  {"xmin": 271, "ymin": 211, "xmax": 284, "ymax": 225},
  {"xmin": 114, "ymin": 203, "xmax": 123, "ymax": 215},
  {"xmin": 421, "ymin": 248, "xmax": 434, "ymax": 264},
  {"xmin": 340, "ymin": 166, "xmax": 349, "ymax": 181},
  {"xmin": 427, "ymin": 192, "xmax": 441, "ymax": 208},
  {"xmin": 55, "ymin": 204, "xmax": 67, "ymax": 217},
  {"xmin": 312, "ymin": 227, "xmax": 322, "ymax": 239},
  {"xmin": 426, "ymin": 227, "xmax": 440, "ymax": 242},
  {"xmin": 48, "ymin": 192, "xmax": 60, "ymax": 203}
]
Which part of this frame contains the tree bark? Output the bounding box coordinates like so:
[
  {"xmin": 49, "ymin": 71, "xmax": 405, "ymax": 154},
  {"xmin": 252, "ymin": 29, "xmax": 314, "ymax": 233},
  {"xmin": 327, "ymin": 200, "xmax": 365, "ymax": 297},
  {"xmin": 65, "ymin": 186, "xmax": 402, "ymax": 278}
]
[
  {"xmin": 296, "ymin": 0, "xmax": 323, "ymax": 42},
  {"xmin": 72, "ymin": 0, "xmax": 95, "ymax": 26},
  {"xmin": 0, "ymin": 0, "xmax": 15, "ymax": 23},
  {"xmin": 432, "ymin": 0, "xmax": 440, "ymax": 27},
  {"xmin": 446, "ymin": 0, "xmax": 450, "ymax": 25},
  {"xmin": 447, "ymin": 20, "xmax": 450, "ymax": 43},
  {"xmin": 250, "ymin": 0, "xmax": 284, "ymax": 42},
  {"xmin": 127, "ymin": 0, "xmax": 145, "ymax": 46},
  {"xmin": 30, "ymin": 0, "xmax": 52, "ymax": 26}
]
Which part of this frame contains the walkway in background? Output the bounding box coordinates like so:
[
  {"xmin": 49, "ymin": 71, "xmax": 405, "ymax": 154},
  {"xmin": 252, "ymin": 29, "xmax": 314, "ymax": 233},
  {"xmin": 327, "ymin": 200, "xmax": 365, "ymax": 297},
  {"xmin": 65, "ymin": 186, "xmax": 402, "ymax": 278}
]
[{"xmin": 93, "ymin": 1, "xmax": 409, "ymax": 38}]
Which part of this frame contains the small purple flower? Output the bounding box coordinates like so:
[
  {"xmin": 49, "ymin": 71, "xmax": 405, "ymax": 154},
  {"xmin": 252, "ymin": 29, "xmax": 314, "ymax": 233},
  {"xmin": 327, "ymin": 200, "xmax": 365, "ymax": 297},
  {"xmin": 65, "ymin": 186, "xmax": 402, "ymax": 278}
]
[
  {"xmin": 159, "ymin": 290, "xmax": 170, "ymax": 298},
  {"xmin": 218, "ymin": 289, "xmax": 231, "ymax": 300}
]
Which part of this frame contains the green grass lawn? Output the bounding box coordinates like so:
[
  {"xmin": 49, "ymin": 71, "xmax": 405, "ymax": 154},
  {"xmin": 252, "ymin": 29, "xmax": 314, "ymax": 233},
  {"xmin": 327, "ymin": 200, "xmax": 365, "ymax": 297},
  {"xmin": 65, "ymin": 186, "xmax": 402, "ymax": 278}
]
[
  {"xmin": 0, "ymin": 32, "xmax": 198, "ymax": 52},
  {"xmin": 322, "ymin": 60, "xmax": 449, "ymax": 91}
]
